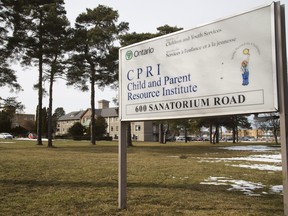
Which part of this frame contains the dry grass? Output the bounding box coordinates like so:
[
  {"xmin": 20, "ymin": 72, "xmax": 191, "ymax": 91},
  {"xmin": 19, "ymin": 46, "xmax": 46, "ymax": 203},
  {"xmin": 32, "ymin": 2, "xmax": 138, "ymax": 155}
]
[{"xmin": 0, "ymin": 140, "xmax": 283, "ymax": 215}]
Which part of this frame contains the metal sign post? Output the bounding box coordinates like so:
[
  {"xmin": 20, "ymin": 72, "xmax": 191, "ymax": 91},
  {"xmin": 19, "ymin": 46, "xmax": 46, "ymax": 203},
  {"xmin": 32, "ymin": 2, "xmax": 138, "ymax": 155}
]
[
  {"xmin": 119, "ymin": 121, "xmax": 127, "ymax": 209},
  {"xmin": 276, "ymin": 2, "xmax": 288, "ymax": 215}
]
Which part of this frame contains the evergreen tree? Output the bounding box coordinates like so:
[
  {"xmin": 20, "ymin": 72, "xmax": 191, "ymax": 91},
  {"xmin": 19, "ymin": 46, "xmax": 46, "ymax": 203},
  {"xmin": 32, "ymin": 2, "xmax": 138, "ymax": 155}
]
[
  {"xmin": 224, "ymin": 115, "xmax": 251, "ymax": 143},
  {"xmin": 0, "ymin": 97, "xmax": 24, "ymax": 133},
  {"xmin": 0, "ymin": 111, "xmax": 12, "ymax": 132},
  {"xmin": 35, "ymin": 106, "xmax": 48, "ymax": 138},
  {"xmin": 0, "ymin": 1, "xmax": 22, "ymax": 91},
  {"xmin": 67, "ymin": 5, "xmax": 128, "ymax": 145},
  {"xmin": 40, "ymin": 1, "xmax": 70, "ymax": 147},
  {"xmin": 94, "ymin": 115, "xmax": 107, "ymax": 138},
  {"xmin": 68, "ymin": 122, "xmax": 86, "ymax": 140},
  {"xmin": 13, "ymin": 0, "xmax": 67, "ymax": 145}
]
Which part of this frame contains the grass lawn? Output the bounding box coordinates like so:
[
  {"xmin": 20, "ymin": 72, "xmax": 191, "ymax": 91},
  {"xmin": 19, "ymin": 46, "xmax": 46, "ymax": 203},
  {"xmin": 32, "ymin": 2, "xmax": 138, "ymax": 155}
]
[{"xmin": 0, "ymin": 140, "xmax": 284, "ymax": 215}]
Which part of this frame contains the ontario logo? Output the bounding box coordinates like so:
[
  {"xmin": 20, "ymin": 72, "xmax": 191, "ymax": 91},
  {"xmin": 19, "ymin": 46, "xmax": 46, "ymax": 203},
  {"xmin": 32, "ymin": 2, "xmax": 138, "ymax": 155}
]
[
  {"xmin": 125, "ymin": 47, "xmax": 155, "ymax": 60},
  {"xmin": 125, "ymin": 50, "xmax": 133, "ymax": 60}
]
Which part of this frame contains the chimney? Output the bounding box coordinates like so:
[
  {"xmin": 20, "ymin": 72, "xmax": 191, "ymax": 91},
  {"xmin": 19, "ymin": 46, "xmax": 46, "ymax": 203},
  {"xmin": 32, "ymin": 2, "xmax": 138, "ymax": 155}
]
[{"xmin": 98, "ymin": 100, "xmax": 110, "ymax": 109}]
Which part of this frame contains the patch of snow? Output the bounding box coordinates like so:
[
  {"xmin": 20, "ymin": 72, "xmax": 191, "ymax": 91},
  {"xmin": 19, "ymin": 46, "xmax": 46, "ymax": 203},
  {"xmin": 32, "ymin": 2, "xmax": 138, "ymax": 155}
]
[
  {"xmin": 197, "ymin": 146, "xmax": 282, "ymax": 172},
  {"xmin": 16, "ymin": 138, "xmax": 48, "ymax": 141},
  {"xmin": 198, "ymin": 154, "xmax": 281, "ymax": 164},
  {"xmin": 228, "ymin": 154, "xmax": 281, "ymax": 163},
  {"xmin": 270, "ymin": 185, "xmax": 283, "ymax": 194},
  {"xmin": 170, "ymin": 175, "xmax": 189, "ymax": 180},
  {"xmin": 201, "ymin": 176, "xmax": 282, "ymax": 196},
  {"xmin": 229, "ymin": 164, "xmax": 282, "ymax": 171},
  {"xmin": 201, "ymin": 176, "xmax": 264, "ymax": 196},
  {"xmin": 219, "ymin": 145, "xmax": 280, "ymax": 152},
  {"xmin": 209, "ymin": 176, "xmax": 228, "ymax": 181},
  {"xmin": 201, "ymin": 181, "xmax": 228, "ymax": 186}
]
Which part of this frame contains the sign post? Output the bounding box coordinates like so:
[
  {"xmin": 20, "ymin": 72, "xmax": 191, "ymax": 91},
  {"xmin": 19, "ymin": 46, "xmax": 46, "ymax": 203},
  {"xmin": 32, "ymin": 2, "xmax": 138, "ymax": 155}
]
[
  {"xmin": 275, "ymin": 2, "xmax": 288, "ymax": 215},
  {"xmin": 119, "ymin": 121, "xmax": 128, "ymax": 209},
  {"xmin": 119, "ymin": 1, "xmax": 288, "ymax": 213}
]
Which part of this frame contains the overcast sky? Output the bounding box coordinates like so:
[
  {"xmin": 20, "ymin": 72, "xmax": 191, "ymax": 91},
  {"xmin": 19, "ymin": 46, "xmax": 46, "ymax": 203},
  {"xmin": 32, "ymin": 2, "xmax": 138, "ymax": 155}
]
[{"xmin": 1, "ymin": 0, "xmax": 287, "ymax": 114}]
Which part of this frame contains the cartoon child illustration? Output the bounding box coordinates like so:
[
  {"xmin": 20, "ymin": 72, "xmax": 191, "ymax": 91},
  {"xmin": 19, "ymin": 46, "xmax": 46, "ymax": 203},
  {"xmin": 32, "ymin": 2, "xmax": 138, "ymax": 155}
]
[{"xmin": 241, "ymin": 48, "xmax": 250, "ymax": 86}]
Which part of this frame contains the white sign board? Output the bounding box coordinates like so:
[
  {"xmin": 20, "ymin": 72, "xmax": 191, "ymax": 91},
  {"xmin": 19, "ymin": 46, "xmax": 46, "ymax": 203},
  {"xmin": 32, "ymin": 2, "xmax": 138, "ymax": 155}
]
[{"xmin": 119, "ymin": 3, "xmax": 277, "ymax": 121}]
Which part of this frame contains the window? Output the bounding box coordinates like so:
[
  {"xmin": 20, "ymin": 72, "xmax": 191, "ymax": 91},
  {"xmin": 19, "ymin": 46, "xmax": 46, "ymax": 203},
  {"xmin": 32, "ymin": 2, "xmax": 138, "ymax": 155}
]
[
  {"xmin": 135, "ymin": 125, "xmax": 141, "ymax": 131},
  {"xmin": 116, "ymin": 126, "xmax": 118, "ymax": 131},
  {"xmin": 111, "ymin": 126, "xmax": 114, "ymax": 132}
]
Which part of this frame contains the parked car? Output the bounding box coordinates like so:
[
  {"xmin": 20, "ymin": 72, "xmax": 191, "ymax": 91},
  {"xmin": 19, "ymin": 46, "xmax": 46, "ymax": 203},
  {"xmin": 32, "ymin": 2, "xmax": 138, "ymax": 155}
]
[
  {"xmin": 0, "ymin": 133, "xmax": 13, "ymax": 139},
  {"xmin": 28, "ymin": 133, "xmax": 37, "ymax": 139},
  {"xmin": 166, "ymin": 136, "xmax": 175, "ymax": 142},
  {"xmin": 202, "ymin": 137, "xmax": 210, "ymax": 141},
  {"xmin": 242, "ymin": 136, "xmax": 256, "ymax": 141},
  {"xmin": 175, "ymin": 136, "xmax": 186, "ymax": 142}
]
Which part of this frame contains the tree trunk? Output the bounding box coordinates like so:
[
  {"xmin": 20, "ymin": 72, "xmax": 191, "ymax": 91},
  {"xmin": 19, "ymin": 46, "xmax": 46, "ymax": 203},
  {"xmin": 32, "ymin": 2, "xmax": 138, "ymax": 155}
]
[
  {"xmin": 163, "ymin": 123, "xmax": 169, "ymax": 144},
  {"xmin": 236, "ymin": 125, "xmax": 238, "ymax": 143},
  {"xmin": 47, "ymin": 72, "xmax": 54, "ymax": 148},
  {"xmin": 216, "ymin": 125, "xmax": 219, "ymax": 144},
  {"xmin": 209, "ymin": 124, "xmax": 213, "ymax": 144},
  {"xmin": 37, "ymin": 60, "xmax": 43, "ymax": 145},
  {"xmin": 90, "ymin": 70, "xmax": 96, "ymax": 145},
  {"xmin": 213, "ymin": 125, "xmax": 219, "ymax": 144},
  {"xmin": 159, "ymin": 123, "xmax": 164, "ymax": 143},
  {"xmin": 37, "ymin": 11, "xmax": 43, "ymax": 146},
  {"xmin": 212, "ymin": 125, "xmax": 219, "ymax": 144},
  {"xmin": 184, "ymin": 126, "xmax": 188, "ymax": 143},
  {"xmin": 232, "ymin": 126, "xmax": 236, "ymax": 143}
]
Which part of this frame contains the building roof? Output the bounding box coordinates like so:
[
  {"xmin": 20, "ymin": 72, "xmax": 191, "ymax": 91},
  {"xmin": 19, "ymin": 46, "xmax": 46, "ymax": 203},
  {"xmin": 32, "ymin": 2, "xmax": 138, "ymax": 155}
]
[
  {"xmin": 58, "ymin": 110, "xmax": 85, "ymax": 121},
  {"xmin": 58, "ymin": 107, "xmax": 118, "ymax": 121},
  {"xmin": 97, "ymin": 107, "xmax": 118, "ymax": 117}
]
